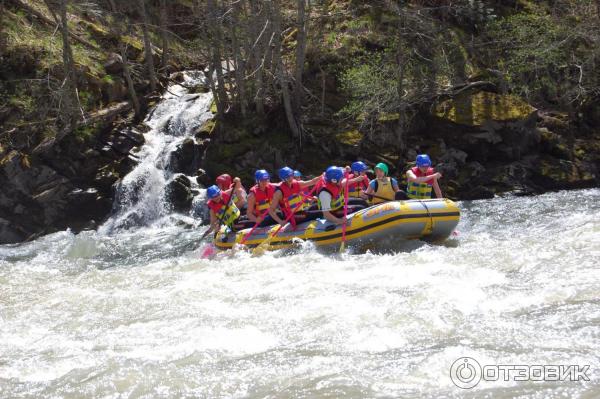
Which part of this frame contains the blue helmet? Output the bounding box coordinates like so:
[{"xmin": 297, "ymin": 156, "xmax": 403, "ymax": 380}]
[
  {"xmin": 207, "ymin": 185, "xmax": 221, "ymax": 199},
  {"xmin": 325, "ymin": 166, "xmax": 344, "ymax": 183},
  {"xmin": 351, "ymin": 161, "xmax": 368, "ymax": 173},
  {"xmin": 294, "ymin": 170, "xmax": 302, "ymax": 178},
  {"xmin": 254, "ymin": 169, "xmax": 270, "ymax": 182},
  {"xmin": 416, "ymin": 154, "xmax": 432, "ymax": 167},
  {"xmin": 278, "ymin": 166, "xmax": 294, "ymax": 181}
]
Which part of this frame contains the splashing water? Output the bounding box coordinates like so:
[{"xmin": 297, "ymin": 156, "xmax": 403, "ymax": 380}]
[
  {"xmin": 101, "ymin": 71, "xmax": 212, "ymax": 233},
  {"xmin": 1, "ymin": 189, "xmax": 599, "ymax": 397}
]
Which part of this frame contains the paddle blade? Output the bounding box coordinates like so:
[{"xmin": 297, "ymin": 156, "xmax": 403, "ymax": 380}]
[
  {"xmin": 251, "ymin": 236, "xmax": 272, "ymax": 257},
  {"xmin": 200, "ymin": 243, "xmax": 217, "ymax": 259}
]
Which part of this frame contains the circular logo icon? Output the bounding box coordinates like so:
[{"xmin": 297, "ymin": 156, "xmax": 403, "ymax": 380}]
[{"xmin": 450, "ymin": 357, "xmax": 482, "ymax": 389}]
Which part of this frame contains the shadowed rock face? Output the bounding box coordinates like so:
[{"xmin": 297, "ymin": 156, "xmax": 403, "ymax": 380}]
[{"xmin": 0, "ymin": 123, "xmax": 138, "ymax": 244}]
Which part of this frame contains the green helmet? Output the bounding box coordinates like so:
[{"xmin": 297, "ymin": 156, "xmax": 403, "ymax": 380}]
[{"xmin": 375, "ymin": 162, "xmax": 389, "ymax": 176}]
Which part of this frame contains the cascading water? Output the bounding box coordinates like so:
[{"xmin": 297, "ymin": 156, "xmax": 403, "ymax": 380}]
[{"xmin": 101, "ymin": 71, "xmax": 213, "ymax": 232}]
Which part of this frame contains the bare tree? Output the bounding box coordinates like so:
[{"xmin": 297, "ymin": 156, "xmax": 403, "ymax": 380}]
[
  {"xmin": 138, "ymin": 0, "xmax": 158, "ymax": 92},
  {"xmin": 294, "ymin": 0, "xmax": 308, "ymax": 106},
  {"xmin": 270, "ymin": 0, "xmax": 301, "ymax": 142},
  {"xmin": 44, "ymin": 0, "xmax": 79, "ymax": 136},
  {"xmin": 159, "ymin": 0, "xmax": 169, "ymax": 70},
  {"xmin": 108, "ymin": 0, "xmax": 141, "ymax": 118}
]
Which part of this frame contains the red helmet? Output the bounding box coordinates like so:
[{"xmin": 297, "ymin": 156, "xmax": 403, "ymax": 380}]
[{"xmin": 216, "ymin": 174, "xmax": 232, "ymax": 190}]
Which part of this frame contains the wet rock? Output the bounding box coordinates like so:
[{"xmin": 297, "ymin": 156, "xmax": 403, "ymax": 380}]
[
  {"xmin": 195, "ymin": 119, "xmax": 216, "ymax": 139},
  {"xmin": 165, "ymin": 174, "xmax": 193, "ymax": 212},
  {"xmin": 0, "ymin": 218, "xmax": 26, "ymax": 244},
  {"xmin": 461, "ymin": 185, "xmax": 495, "ymax": 200},
  {"xmin": 196, "ymin": 168, "xmax": 211, "ymax": 188},
  {"xmin": 167, "ymin": 138, "xmax": 208, "ymax": 175},
  {"xmin": 119, "ymin": 127, "xmax": 145, "ymax": 146},
  {"xmin": 66, "ymin": 188, "xmax": 112, "ymax": 226},
  {"xmin": 530, "ymin": 157, "xmax": 597, "ymax": 190}
]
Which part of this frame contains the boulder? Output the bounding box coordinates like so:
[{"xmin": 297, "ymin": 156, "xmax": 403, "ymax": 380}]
[
  {"xmin": 196, "ymin": 168, "xmax": 211, "ymax": 188},
  {"xmin": 0, "ymin": 218, "xmax": 26, "ymax": 244},
  {"xmin": 165, "ymin": 174, "xmax": 193, "ymax": 212},
  {"xmin": 167, "ymin": 138, "xmax": 209, "ymax": 175}
]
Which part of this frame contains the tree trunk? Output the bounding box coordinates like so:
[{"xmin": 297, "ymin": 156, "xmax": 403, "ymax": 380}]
[
  {"xmin": 294, "ymin": 0, "xmax": 308, "ymax": 104},
  {"xmin": 271, "ymin": 0, "xmax": 301, "ymax": 144},
  {"xmin": 56, "ymin": 0, "xmax": 79, "ymax": 134},
  {"xmin": 159, "ymin": 0, "xmax": 169, "ymax": 70},
  {"xmin": 0, "ymin": 0, "xmax": 6, "ymax": 54},
  {"xmin": 108, "ymin": 0, "xmax": 141, "ymax": 118},
  {"xmin": 247, "ymin": 0, "xmax": 268, "ymax": 116},
  {"xmin": 139, "ymin": 0, "xmax": 158, "ymax": 93},
  {"xmin": 207, "ymin": 0, "xmax": 228, "ymax": 115},
  {"xmin": 230, "ymin": 2, "xmax": 247, "ymax": 117}
]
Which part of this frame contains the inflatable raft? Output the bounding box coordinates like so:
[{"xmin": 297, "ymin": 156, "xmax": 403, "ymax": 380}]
[{"xmin": 213, "ymin": 198, "xmax": 460, "ymax": 252}]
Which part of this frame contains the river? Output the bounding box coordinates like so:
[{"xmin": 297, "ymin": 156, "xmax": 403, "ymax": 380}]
[{"xmin": 1, "ymin": 189, "xmax": 599, "ymax": 398}]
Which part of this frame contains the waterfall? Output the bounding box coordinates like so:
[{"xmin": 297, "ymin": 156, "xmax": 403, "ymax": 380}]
[{"xmin": 100, "ymin": 71, "xmax": 213, "ymax": 233}]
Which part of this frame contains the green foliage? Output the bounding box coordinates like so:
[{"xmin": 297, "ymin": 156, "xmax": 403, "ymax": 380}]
[
  {"xmin": 339, "ymin": 53, "xmax": 399, "ymax": 121},
  {"xmin": 485, "ymin": 13, "xmax": 572, "ymax": 103}
]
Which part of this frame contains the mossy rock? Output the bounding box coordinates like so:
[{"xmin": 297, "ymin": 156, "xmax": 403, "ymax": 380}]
[
  {"xmin": 196, "ymin": 119, "xmax": 216, "ymax": 138},
  {"xmin": 335, "ymin": 129, "xmax": 363, "ymax": 146},
  {"xmin": 435, "ymin": 91, "xmax": 536, "ymax": 126}
]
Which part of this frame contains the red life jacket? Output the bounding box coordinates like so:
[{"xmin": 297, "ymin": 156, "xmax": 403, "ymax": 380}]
[
  {"xmin": 249, "ymin": 183, "xmax": 276, "ymax": 214},
  {"xmin": 277, "ymin": 180, "xmax": 304, "ymax": 213},
  {"xmin": 347, "ymin": 173, "xmax": 369, "ymax": 197},
  {"xmin": 207, "ymin": 192, "xmax": 232, "ymax": 213},
  {"xmin": 411, "ymin": 166, "xmax": 435, "ymax": 183},
  {"xmin": 406, "ymin": 166, "xmax": 436, "ymax": 199},
  {"xmin": 207, "ymin": 192, "xmax": 240, "ymax": 227}
]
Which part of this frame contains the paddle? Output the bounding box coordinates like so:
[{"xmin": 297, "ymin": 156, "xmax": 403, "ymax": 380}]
[
  {"xmin": 238, "ymin": 208, "xmax": 271, "ymax": 246},
  {"xmin": 339, "ymin": 180, "xmax": 350, "ymax": 253},
  {"xmin": 251, "ymin": 182, "xmax": 320, "ymax": 256},
  {"xmin": 366, "ymin": 193, "xmax": 395, "ymax": 202}
]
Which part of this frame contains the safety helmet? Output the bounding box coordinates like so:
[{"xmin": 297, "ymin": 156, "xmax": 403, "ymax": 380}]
[
  {"xmin": 278, "ymin": 166, "xmax": 294, "ymax": 181},
  {"xmin": 207, "ymin": 185, "xmax": 221, "ymax": 199},
  {"xmin": 374, "ymin": 162, "xmax": 389, "ymax": 176},
  {"xmin": 416, "ymin": 154, "xmax": 432, "ymax": 167},
  {"xmin": 294, "ymin": 170, "xmax": 302, "ymax": 178},
  {"xmin": 254, "ymin": 169, "xmax": 270, "ymax": 182},
  {"xmin": 351, "ymin": 161, "xmax": 368, "ymax": 173},
  {"xmin": 216, "ymin": 174, "xmax": 232, "ymax": 190},
  {"xmin": 325, "ymin": 166, "xmax": 344, "ymax": 183}
]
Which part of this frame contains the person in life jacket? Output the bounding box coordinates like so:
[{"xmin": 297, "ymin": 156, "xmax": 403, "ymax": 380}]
[
  {"xmin": 246, "ymin": 169, "xmax": 278, "ymax": 227},
  {"xmin": 346, "ymin": 161, "xmax": 370, "ymax": 200},
  {"xmin": 216, "ymin": 173, "xmax": 247, "ymax": 210},
  {"xmin": 405, "ymin": 154, "xmax": 443, "ymax": 199},
  {"xmin": 364, "ymin": 162, "xmax": 407, "ymax": 204},
  {"xmin": 295, "ymin": 170, "xmax": 318, "ymax": 207},
  {"xmin": 205, "ymin": 183, "xmax": 241, "ymax": 235},
  {"xmin": 318, "ymin": 166, "xmax": 368, "ymax": 224},
  {"xmin": 268, "ymin": 166, "xmax": 322, "ymax": 227}
]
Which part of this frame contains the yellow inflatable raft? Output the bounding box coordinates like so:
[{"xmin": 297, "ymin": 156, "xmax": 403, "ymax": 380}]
[{"xmin": 213, "ymin": 198, "xmax": 460, "ymax": 252}]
